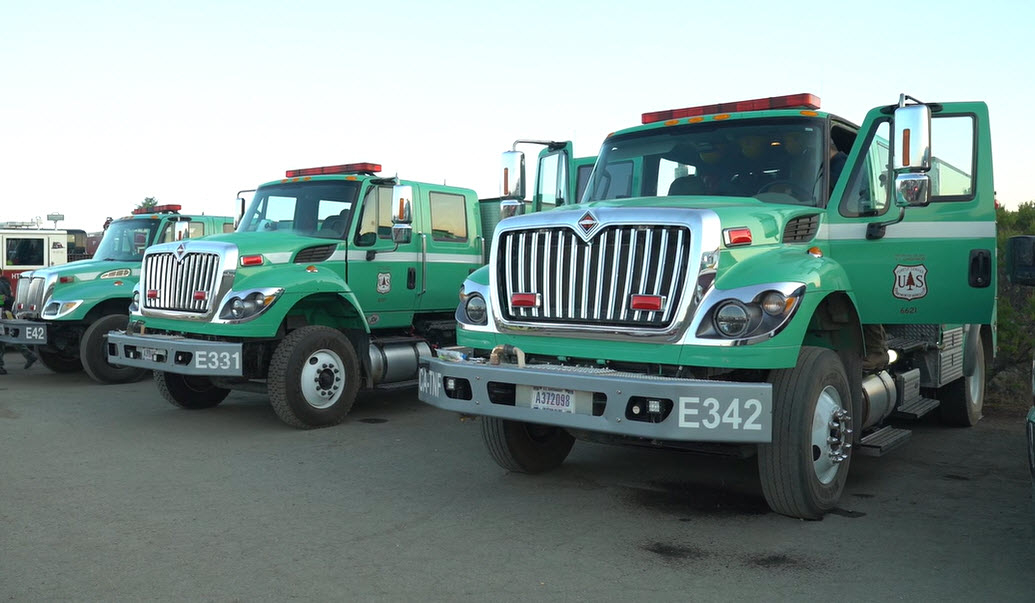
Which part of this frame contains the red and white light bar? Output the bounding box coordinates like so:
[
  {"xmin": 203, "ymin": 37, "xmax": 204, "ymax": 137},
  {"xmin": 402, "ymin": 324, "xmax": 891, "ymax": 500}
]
[
  {"xmin": 642, "ymin": 93, "xmax": 821, "ymax": 124},
  {"xmin": 132, "ymin": 204, "xmax": 182, "ymax": 215},
  {"xmin": 285, "ymin": 162, "xmax": 382, "ymax": 178}
]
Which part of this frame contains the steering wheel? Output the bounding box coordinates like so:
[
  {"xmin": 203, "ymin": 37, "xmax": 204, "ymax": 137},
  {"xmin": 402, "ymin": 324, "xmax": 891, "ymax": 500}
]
[{"xmin": 756, "ymin": 180, "xmax": 813, "ymax": 202}]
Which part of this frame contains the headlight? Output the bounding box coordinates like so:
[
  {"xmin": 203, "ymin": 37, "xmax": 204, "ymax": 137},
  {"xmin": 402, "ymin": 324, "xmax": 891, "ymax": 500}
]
[
  {"xmin": 465, "ymin": 295, "xmax": 487, "ymax": 325},
  {"xmin": 129, "ymin": 288, "xmax": 140, "ymax": 313},
  {"xmin": 760, "ymin": 291, "xmax": 787, "ymax": 315},
  {"xmin": 714, "ymin": 302, "xmax": 750, "ymax": 337},
  {"xmin": 218, "ymin": 288, "xmax": 282, "ymax": 322}
]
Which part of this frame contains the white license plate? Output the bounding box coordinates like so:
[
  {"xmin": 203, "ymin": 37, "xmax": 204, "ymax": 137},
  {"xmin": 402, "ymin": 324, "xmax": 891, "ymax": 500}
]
[
  {"xmin": 529, "ymin": 386, "xmax": 578, "ymax": 414},
  {"xmin": 25, "ymin": 326, "xmax": 46, "ymax": 342},
  {"xmin": 141, "ymin": 347, "xmax": 165, "ymax": 362}
]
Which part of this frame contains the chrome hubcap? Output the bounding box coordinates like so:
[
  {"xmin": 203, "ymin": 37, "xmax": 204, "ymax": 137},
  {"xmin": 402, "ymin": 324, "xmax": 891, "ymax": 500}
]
[
  {"xmin": 300, "ymin": 348, "xmax": 345, "ymax": 409},
  {"xmin": 811, "ymin": 385, "xmax": 852, "ymax": 484}
]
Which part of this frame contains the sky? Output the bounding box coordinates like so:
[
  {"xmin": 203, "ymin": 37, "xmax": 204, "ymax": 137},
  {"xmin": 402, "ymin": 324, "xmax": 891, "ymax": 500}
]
[{"xmin": 1, "ymin": 0, "xmax": 1032, "ymax": 232}]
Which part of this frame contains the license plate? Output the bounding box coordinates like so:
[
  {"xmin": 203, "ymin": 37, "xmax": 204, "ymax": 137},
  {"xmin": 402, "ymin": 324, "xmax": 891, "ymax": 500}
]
[
  {"xmin": 141, "ymin": 347, "xmax": 166, "ymax": 362},
  {"xmin": 528, "ymin": 386, "xmax": 578, "ymax": 414}
]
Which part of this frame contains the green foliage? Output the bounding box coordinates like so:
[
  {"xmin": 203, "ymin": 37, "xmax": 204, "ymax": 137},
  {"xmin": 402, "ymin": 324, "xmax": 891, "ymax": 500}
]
[
  {"xmin": 996, "ymin": 201, "xmax": 1035, "ymax": 367},
  {"xmin": 136, "ymin": 197, "xmax": 158, "ymax": 211}
]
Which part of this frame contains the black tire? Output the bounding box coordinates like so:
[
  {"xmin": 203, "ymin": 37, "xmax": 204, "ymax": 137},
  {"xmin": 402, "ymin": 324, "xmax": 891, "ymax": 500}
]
[
  {"xmin": 267, "ymin": 326, "xmax": 360, "ymax": 429},
  {"xmin": 37, "ymin": 348, "xmax": 82, "ymax": 373},
  {"xmin": 758, "ymin": 346, "xmax": 853, "ymax": 519},
  {"xmin": 481, "ymin": 417, "xmax": 575, "ymax": 474},
  {"xmin": 938, "ymin": 325, "xmax": 984, "ymax": 427},
  {"xmin": 155, "ymin": 371, "xmax": 230, "ymax": 409},
  {"xmin": 80, "ymin": 314, "xmax": 149, "ymax": 384}
]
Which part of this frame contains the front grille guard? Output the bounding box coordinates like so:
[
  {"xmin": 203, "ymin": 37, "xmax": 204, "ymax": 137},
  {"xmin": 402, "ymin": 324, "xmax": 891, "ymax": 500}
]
[{"xmin": 489, "ymin": 208, "xmax": 723, "ymax": 343}]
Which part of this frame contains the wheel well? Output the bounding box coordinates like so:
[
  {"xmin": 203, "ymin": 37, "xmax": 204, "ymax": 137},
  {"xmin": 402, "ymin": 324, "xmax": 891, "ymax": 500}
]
[
  {"xmin": 279, "ymin": 293, "xmax": 370, "ymax": 381},
  {"xmin": 978, "ymin": 323, "xmax": 994, "ymax": 369},
  {"xmin": 802, "ymin": 292, "xmax": 864, "ymax": 442},
  {"xmin": 84, "ymin": 298, "xmax": 132, "ymax": 322}
]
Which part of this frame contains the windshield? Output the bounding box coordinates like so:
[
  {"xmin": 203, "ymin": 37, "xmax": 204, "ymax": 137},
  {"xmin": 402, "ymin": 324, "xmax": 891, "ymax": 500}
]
[
  {"xmin": 237, "ymin": 180, "xmax": 361, "ymax": 239},
  {"xmin": 584, "ymin": 118, "xmax": 827, "ymax": 206},
  {"xmin": 93, "ymin": 218, "xmax": 162, "ymax": 261}
]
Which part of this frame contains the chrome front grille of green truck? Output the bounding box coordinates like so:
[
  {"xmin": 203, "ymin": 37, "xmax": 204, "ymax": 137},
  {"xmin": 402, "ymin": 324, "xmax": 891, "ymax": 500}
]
[
  {"xmin": 496, "ymin": 225, "xmax": 693, "ymax": 328},
  {"xmin": 143, "ymin": 252, "xmax": 221, "ymax": 313}
]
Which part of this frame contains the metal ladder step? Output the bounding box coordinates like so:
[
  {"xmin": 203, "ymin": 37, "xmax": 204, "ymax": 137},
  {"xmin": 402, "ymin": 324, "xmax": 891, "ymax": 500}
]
[
  {"xmin": 893, "ymin": 396, "xmax": 941, "ymax": 420},
  {"xmin": 857, "ymin": 426, "xmax": 912, "ymax": 457},
  {"xmin": 885, "ymin": 337, "xmax": 929, "ymax": 353}
]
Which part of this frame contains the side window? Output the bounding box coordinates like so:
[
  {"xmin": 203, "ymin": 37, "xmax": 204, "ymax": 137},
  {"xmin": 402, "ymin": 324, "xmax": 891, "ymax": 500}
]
[
  {"xmin": 6, "ymin": 238, "xmax": 45, "ymax": 266},
  {"xmin": 575, "ymin": 164, "xmax": 593, "ymax": 202},
  {"xmin": 840, "ymin": 121, "xmax": 891, "ymax": 217},
  {"xmin": 429, "ymin": 191, "xmax": 468, "ymax": 242},
  {"xmin": 188, "ymin": 222, "xmax": 205, "ymax": 238},
  {"xmin": 536, "ymin": 151, "xmax": 567, "ymax": 207},
  {"xmin": 930, "ymin": 115, "xmax": 975, "ymax": 199},
  {"xmin": 355, "ymin": 186, "xmax": 394, "ymax": 246},
  {"xmin": 222, "ymin": 222, "xmax": 235, "ymax": 233}
]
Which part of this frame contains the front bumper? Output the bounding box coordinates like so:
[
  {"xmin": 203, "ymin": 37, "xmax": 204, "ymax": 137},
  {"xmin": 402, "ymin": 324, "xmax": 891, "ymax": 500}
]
[
  {"xmin": 106, "ymin": 331, "xmax": 244, "ymax": 376},
  {"xmin": 0, "ymin": 319, "xmax": 48, "ymax": 345},
  {"xmin": 418, "ymin": 356, "xmax": 773, "ymax": 443}
]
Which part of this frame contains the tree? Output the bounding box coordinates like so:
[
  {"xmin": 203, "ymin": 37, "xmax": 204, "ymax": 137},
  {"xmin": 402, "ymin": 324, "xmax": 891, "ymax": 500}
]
[{"xmin": 136, "ymin": 197, "xmax": 158, "ymax": 211}]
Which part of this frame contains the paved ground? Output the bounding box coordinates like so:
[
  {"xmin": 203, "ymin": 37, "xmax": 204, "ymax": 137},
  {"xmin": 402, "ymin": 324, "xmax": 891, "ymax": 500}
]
[{"xmin": 1, "ymin": 353, "xmax": 1032, "ymax": 601}]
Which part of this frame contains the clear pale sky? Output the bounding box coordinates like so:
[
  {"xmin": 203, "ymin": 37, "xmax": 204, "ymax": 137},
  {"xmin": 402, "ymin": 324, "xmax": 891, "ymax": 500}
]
[{"xmin": 1, "ymin": 0, "xmax": 1030, "ymax": 231}]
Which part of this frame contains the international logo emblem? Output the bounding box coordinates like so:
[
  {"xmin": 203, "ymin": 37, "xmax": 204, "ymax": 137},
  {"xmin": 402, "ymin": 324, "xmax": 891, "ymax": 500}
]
[
  {"xmin": 576, "ymin": 211, "xmax": 601, "ymax": 240},
  {"xmin": 377, "ymin": 272, "xmax": 391, "ymax": 294},
  {"xmin": 174, "ymin": 243, "xmax": 186, "ymax": 262},
  {"xmin": 892, "ymin": 264, "xmax": 927, "ymax": 300}
]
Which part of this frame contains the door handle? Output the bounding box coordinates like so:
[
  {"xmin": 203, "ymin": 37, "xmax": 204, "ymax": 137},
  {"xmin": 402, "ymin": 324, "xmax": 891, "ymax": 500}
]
[
  {"xmin": 407, "ymin": 267, "xmax": 416, "ymax": 290},
  {"xmin": 968, "ymin": 249, "xmax": 991, "ymax": 288}
]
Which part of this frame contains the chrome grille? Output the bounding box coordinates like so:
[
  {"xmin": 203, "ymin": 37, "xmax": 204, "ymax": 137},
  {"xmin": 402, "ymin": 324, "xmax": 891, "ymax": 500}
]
[
  {"xmin": 497, "ymin": 225, "xmax": 693, "ymax": 328},
  {"xmin": 15, "ymin": 275, "xmax": 45, "ymax": 312},
  {"xmin": 143, "ymin": 252, "xmax": 221, "ymax": 313}
]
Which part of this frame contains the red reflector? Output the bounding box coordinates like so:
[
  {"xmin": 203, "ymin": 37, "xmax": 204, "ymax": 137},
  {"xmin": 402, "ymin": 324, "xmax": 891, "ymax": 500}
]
[
  {"xmin": 16, "ymin": 303, "xmax": 23, "ymax": 310},
  {"xmin": 723, "ymin": 227, "xmax": 753, "ymax": 246},
  {"xmin": 642, "ymin": 93, "xmax": 820, "ymax": 124},
  {"xmin": 146, "ymin": 290, "xmax": 158, "ymax": 299},
  {"xmin": 240, "ymin": 255, "xmax": 263, "ymax": 266},
  {"xmin": 193, "ymin": 291, "xmax": 206, "ymax": 301},
  {"xmin": 59, "ymin": 276, "xmax": 75, "ymax": 284},
  {"xmin": 630, "ymin": 294, "xmax": 664, "ymax": 312},
  {"xmin": 285, "ymin": 162, "xmax": 381, "ymax": 178},
  {"xmin": 511, "ymin": 293, "xmax": 540, "ymax": 307}
]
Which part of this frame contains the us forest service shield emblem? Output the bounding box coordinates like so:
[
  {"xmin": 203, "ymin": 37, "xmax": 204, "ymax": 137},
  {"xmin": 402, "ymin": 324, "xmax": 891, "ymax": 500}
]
[
  {"xmin": 893, "ymin": 264, "xmax": 928, "ymax": 300},
  {"xmin": 377, "ymin": 272, "xmax": 392, "ymax": 294}
]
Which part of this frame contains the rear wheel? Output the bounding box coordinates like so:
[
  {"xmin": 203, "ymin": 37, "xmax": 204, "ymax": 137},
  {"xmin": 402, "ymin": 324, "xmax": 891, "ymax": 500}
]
[
  {"xmin": 155, "ymin": 371, "xmax": 230, "ymax": 409},
  {"xmin": 80, "ymin": 314, "xmax": 148, "ymax": 384},
  {"xmin": 268, "ymin": 326, "xmax": 361, "ymax": 429},
  {"xmin": 481, "ymin": 417, "xmax": 575, "ymax": 474},
  {"xmin": 938, "ymin": 326, "xmax": 984, "ymax": 427},
  {"xmin": 37, "ymin": 348, "xmax": 82, "ymax": 373},
  {"xmin": 758, "ymin": 346, "xmax": 853, "ymax": 519}
]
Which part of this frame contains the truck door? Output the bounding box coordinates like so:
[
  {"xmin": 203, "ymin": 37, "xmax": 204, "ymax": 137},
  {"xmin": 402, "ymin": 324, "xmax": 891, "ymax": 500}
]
[
  {"xmin": 416, "ymin": 189, "xmax": 484, "ymax": 313},
  {"xmin": 349, "ymin": 183, "xmax": 422, "ymax": 328},
  {"xmin": 826, "ymin": 102, "xmax": 996, "ymax": 324}
]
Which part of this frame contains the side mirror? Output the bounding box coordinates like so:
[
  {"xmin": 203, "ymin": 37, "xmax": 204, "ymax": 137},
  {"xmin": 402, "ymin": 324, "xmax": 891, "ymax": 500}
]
[
  {"xmin": 501, "ymin": 151, "xmax": 526, "ymax": 200},
  {"xmin": 894, "ymin": 173, "xmax": 931, "ymax": 208},
  {"xmin": 893, "ymin": 104, "xmax": 931, "ymax": 172},
  {"xmin": 391, "ymin": 185, "xmax": 413, "ymax": 244},
  {"xmin": 1006, "ymin": 235, "xmax": 1035, "ymax": 286},
  {"xmin": 499, "ymin": 199, "xmax": 525, "ymax": 220}
]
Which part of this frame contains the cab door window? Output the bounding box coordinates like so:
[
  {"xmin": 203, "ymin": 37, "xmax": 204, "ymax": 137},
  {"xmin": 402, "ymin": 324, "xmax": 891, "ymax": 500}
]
[
  {"xmin": 429, "ymin": 191, "xmax": 468, "ymax": 242},
  {"xmin": 354, "ymin": 185, "xmax": 395, "ymax": 246},
  {"xmin": 839, "ymin": 121, "xmax": 891, "ymax": 217},
  {"xmin": 929, "ymin": 115, "xmax": 975, "ymax": 199}
]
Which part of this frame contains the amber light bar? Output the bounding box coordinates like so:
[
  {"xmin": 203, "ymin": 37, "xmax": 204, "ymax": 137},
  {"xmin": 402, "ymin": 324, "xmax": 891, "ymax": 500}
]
[
  {"xmin": 285, "ymin": 162, "xmax": 381, "ymax": 178},
  {"xmin": 642, "ymin": 93, "xmax": 821, "ymax": 124}
]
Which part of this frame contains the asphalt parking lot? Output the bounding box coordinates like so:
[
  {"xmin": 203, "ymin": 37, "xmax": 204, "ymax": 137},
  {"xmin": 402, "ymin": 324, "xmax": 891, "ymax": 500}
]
[{"xmin": 1, "ymin": 355, "xmax": 1032, "ymax": 601}]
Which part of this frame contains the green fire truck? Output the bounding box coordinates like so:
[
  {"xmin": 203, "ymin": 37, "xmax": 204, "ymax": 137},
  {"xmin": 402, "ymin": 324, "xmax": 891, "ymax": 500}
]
[
  {"xmin": 417, "ymin": 93, "xmax": 997, "ymax": 519},
  {"xmin": 1, "ymin": 205, "xmax": 234, "ymax": 383},
  {"xmin": 106, "ymin": 163, "xmax": 542, "ymax": 428}
]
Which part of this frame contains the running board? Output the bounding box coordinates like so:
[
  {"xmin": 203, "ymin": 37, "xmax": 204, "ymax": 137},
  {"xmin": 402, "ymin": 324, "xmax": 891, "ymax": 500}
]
[
  {"xmin": 857, "ymin": 426, "xmax": 911, "ymax": 457},
  {"xmin": 893, "ymin": 396, "xmax": 941, "ymax": 420},
  {"xmin": 371, "ymin": 379, "xmax": 417, "ymax": 392}
]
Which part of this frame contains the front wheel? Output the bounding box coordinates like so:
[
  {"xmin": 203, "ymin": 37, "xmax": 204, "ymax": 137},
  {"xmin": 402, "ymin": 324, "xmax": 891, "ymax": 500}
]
[
  {"xmin": 37, "ymin": 348, "xmax": 82, "ymax": 373},
  {"xmin": 938, "ymin": 326, "xmax": 984, "ymax": 427},
  {"xmin": 80, "ymin": 314, "xmax": 149, "ymax": 384},
  {"xmin": 267, "ymin": 326, "xmax": 361, "ymax": 429},
  {"xmin": 758, "ymin": 346, "xmax": 853, "ymax": 519},
  {"xmin": 481, "ymin": 417, "xmax": 575, "ymax": 474},
  {"xmin": 155, "ymin": 371, "xmax": 230, "ymax": 409}
]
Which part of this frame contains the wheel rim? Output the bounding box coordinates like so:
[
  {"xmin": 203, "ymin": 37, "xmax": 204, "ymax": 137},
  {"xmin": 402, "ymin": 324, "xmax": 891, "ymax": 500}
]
[
  {"xmin": 300, "ymin": 348, "xmax": 346, "ymax": 409},
  {"xmin": 811, "ymin": 385, "xmax": 851, "ymax": 485}
]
